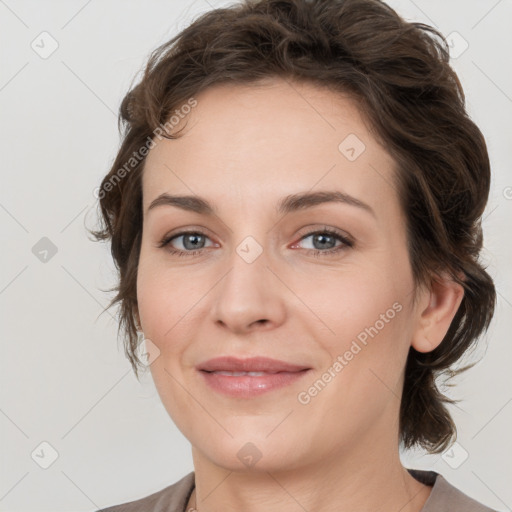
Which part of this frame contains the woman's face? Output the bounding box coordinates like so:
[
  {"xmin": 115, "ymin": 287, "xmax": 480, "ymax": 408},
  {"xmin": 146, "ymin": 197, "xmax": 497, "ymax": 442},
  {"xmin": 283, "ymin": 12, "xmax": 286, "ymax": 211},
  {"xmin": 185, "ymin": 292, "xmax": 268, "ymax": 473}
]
[{"xmin": 137, "ymin": 78, "xmax": 426, "ymax": 471}]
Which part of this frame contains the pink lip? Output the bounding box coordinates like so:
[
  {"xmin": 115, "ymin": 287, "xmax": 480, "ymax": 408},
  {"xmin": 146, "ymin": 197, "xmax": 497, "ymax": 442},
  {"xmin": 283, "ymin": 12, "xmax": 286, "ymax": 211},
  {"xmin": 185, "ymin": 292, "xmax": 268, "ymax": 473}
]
[
  {"xmin": 197, "ymin": 356, "xmax": 311, "ymax": 398},
  {"xmin": 198, "ymin": 356, "xmax": 309, "ymax": 373}
]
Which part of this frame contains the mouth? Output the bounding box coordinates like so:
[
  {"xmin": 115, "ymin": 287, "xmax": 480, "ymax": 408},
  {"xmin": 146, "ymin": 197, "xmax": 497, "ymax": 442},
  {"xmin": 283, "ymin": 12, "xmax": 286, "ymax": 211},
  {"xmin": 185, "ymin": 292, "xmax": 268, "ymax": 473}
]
[
  {"xmin": 197, "ymin": 356, "xmax": 310, "ymax": 373},
  {"xmin": 205, "ymin": 370, "xmax": 281, "ymax": 376},
  {"xmin": 197, "ymin": 356, "xmax": 312, "ymax": 398}
]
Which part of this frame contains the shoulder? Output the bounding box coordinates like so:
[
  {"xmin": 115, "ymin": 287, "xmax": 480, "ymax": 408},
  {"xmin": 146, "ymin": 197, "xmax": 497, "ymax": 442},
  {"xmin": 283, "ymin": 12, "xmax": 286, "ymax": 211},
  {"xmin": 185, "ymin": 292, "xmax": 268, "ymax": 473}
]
[
  {"xmin": 408, "ymin": 468, "xmax": 499, "ymax": 512},
  {"xmin": 95, "ymin": 472, "xmax": 195, "ymax": 512}
]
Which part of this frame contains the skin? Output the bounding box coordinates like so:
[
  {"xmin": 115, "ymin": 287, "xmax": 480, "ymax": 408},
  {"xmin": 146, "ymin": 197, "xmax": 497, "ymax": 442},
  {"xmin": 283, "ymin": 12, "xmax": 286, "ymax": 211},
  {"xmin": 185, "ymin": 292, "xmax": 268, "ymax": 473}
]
[{"xmin": 135, "ymin": 77, "xmax": 464, "ymax": 512}]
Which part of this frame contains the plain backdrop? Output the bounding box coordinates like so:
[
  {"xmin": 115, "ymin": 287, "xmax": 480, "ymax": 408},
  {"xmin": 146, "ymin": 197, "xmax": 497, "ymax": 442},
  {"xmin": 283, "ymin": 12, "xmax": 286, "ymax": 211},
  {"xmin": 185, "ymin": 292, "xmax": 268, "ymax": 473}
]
[{"xmin": 1, "ymin": 0, "xmax": 511, "ymax": 511}]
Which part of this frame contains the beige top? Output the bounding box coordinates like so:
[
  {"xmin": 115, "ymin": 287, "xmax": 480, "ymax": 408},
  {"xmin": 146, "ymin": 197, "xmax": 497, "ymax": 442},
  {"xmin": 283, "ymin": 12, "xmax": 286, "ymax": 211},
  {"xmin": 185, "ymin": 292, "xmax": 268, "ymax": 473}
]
[{"xmin": 96, "ymin": 469, "xmax": 498, "ymax": 512}]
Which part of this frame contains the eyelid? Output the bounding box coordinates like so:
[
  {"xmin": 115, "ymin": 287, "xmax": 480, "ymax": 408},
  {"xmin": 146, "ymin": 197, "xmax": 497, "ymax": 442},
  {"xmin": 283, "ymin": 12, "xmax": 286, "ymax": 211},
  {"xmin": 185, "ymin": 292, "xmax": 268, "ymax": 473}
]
[
  {"xmin": 294, "ymin": 225, "xmax": 354, "ymax": 245},
  {"xmin": 157, "ymin": 225, "xmax": 354, "ymax": 259},
  {"xmin": 158, "ymin": 225, "xmax": 352, "ymax": 245},
  {"xmin": 156, "ymin": 228, "xmax": 215, "ymax": 249}
]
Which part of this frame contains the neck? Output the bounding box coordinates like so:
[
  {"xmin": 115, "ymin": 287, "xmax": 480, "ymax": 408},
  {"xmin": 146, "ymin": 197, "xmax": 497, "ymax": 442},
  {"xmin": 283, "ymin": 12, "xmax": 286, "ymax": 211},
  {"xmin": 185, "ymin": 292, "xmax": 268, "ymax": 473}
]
[{"xmin": 187, "ymin": 432, "xmax": 431, "ymax": 512}]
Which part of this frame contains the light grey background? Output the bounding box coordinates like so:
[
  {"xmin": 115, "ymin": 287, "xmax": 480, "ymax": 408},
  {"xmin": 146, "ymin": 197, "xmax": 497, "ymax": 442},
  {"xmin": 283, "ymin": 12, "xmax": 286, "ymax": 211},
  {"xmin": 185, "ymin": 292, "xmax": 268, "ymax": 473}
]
[{"xmin": 1, "ymin": 1, "xmax": 511, "ymax": 511}]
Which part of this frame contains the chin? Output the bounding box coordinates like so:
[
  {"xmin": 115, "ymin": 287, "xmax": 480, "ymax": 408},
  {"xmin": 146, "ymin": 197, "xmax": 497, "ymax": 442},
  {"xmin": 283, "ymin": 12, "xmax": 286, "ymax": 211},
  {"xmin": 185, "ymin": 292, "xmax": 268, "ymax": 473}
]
[{"xmin": 192, "ymin": 432, "xmax": 309, "ymax": 474}]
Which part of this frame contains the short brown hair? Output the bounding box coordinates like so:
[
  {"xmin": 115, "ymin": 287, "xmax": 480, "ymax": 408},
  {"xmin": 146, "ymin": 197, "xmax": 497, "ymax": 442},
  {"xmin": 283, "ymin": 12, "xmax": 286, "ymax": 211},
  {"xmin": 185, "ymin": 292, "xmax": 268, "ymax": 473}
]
[{"xmin": 89, "ymin": 0, "xmax": 496, "ymax": 454}]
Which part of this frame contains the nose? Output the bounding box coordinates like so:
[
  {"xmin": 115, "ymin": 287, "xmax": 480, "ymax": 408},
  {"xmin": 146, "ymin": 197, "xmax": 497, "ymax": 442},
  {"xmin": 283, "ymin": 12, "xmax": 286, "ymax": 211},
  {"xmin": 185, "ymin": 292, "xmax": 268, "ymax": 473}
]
[{"xmin": 210, "ymin": 244, "xmax": 287, "ymax": 335}]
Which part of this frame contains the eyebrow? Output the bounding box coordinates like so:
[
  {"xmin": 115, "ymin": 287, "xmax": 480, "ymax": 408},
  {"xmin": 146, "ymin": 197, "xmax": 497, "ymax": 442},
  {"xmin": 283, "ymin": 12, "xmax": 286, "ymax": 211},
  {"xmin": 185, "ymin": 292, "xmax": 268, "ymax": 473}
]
[{"xmin": 147, "ymin": 190, "xmax": 376, "ymax": 218}]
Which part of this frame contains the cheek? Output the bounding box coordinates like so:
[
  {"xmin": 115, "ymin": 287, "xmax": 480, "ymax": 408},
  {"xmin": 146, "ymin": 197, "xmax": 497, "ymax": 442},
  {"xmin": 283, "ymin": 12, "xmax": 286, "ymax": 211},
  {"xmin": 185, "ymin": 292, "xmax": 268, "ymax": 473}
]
[
  {"xmin": 136, "ymin": 253, "xmax": 186, "ymax": 354},
  {"xmin": 311, "ymin": 256, "xmax": 412, "ymax": 387},
  {"xmin": 298, "ymin": 279, "xmax": 411, "ymax": 442},
  {"xmin": 137, "ymin": 260, "xmax": 200, "ymax": 432},
  {"xmin": 136, "ymin": 254, "xmax": 214, "ymax": 374},
  {"xmin": 326, "ymin": 289, "xmax": 406, "ymax": 373}
]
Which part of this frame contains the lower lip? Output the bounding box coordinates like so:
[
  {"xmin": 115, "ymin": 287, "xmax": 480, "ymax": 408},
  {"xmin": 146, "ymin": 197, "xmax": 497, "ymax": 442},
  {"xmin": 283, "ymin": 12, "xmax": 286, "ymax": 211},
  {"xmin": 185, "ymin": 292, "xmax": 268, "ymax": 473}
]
[{"xmin": 199, "ymin": 369, "xmax": 311, "ymax": 398}]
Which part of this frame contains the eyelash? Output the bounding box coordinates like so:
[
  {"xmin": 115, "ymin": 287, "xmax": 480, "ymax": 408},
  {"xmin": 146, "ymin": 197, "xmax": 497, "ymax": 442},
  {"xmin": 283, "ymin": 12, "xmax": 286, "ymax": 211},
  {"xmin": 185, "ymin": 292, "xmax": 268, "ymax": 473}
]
[{"xmin": 157, "ymin": 227, "xmax": 354, "ymax": 258}]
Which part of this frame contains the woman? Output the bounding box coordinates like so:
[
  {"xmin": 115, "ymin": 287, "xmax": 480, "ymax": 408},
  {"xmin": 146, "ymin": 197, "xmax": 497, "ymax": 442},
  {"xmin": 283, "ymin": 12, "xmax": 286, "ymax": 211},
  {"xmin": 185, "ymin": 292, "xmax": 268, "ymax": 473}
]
[{"xmin": 90, "ymin": 0, "xmax": 498, "ymax": 510}]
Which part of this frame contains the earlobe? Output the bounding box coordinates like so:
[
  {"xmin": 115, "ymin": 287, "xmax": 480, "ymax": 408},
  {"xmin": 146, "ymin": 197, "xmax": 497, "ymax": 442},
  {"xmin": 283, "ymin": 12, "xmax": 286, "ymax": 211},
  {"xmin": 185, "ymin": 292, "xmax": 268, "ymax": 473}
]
[
  {"xmin": 412, "ymin": 333, "xmax": 433, "ymax": 353},
  {"xmin": 411, "ymin": 273, "xmax": 465, "ymax": 354}
]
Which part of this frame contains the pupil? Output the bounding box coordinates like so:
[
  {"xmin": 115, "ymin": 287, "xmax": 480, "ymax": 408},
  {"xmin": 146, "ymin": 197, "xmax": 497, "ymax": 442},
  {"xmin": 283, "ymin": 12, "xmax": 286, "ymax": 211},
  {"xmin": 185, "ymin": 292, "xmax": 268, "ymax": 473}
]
[
  {"xmin": 315, "ymin": 234, "xmax": 334, "ymax": 250},
  {"xmin": 184, "ymin": 234, "xmax": 203, "ymax": 250},
  {"xmin": 181, "ymin": 233, "xmax": 335, "ymax": 251}
]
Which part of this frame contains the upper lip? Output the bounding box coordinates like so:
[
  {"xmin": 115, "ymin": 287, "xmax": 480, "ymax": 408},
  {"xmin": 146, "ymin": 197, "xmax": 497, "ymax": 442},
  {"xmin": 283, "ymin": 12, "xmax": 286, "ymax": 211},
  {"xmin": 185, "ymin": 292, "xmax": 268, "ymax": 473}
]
[{"xmin": 197, "ymin": 356, "xmax": 310, "ymax": 373}]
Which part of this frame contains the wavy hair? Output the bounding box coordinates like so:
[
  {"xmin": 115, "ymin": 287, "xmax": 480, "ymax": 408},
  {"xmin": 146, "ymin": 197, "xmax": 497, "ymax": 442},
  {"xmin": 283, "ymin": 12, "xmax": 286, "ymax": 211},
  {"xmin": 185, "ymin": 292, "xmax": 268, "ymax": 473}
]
[{"xmin": 88, "ymin": 0, "xmax": 496, "ymax": 454}]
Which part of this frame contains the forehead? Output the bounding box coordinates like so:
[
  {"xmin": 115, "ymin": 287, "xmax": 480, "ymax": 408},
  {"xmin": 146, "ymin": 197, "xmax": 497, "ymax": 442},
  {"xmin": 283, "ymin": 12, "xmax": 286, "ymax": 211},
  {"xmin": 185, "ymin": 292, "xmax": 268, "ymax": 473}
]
[{"xmin": 141, "ymin": 78, "xmax": 399, "ymax": 220}]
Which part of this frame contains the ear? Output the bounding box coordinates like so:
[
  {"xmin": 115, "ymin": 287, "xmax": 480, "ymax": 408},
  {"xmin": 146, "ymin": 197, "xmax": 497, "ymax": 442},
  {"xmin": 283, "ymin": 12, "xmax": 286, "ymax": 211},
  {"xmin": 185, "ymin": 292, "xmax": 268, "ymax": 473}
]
[{"xmin": 411, "ymin": 272, "xmax": 465, "ymax": 353}]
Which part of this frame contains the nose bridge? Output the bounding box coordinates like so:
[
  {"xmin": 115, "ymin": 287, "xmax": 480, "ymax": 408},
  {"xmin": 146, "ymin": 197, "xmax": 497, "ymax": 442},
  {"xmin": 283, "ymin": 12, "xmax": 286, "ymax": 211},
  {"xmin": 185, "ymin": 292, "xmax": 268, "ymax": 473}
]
[{"xmin": 210, "ymin": 230, "xmax": 286, "ymax": 332}]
